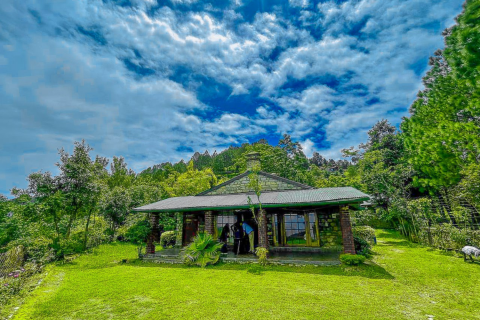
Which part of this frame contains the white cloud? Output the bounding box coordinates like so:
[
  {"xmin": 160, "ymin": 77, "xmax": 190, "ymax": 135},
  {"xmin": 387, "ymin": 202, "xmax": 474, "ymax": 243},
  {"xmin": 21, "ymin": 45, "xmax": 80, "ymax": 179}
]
[
  {"xmin": 0, "ymin": 0, "xmax": 464, "ymax": 193},
  {"xmin": 300, "ymin": 138, "xmax": 314, "ymax": 157}
]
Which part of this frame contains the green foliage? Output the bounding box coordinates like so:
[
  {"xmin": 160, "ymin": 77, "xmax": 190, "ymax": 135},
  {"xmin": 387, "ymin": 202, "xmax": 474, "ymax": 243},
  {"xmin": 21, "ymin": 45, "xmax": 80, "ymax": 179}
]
[
  {"xmin": 0, "ymin": 262, "xmax": 42, "ymax": 307},
  {"xmin": 401, "ymin": 0, "xmax": 480, "ymax": 191},
  {"xmin": 100, "ymin": 186, "xmax": 131, "ymax": 236},
  {"xmin": 181, "ymin": 233, "xmax": 223, "ymax": 268},
  {"xmin": 162, "ymin": 161, "xmax": 217, "ymax": 197},
  {"xmin": 255, "ymin": 247, "xmax": 269, "ymax": 266},
  {"xmin": 353, "ymin": 237, "xmax": 371, "ymax": 257},
  {"xmin": 340, "ymin": 253, "xmax": 366, "ymax": 266},
  {"xmin": 352, "ymin": 226, "xmax": 376, "ymax": 244},
  {"xmin": 160, "ymin": 231, "xmax": 176, "ymax": 248},
  {"xmin": 119, "ymin": 213, "xmax": 151, "ymax": 245}
]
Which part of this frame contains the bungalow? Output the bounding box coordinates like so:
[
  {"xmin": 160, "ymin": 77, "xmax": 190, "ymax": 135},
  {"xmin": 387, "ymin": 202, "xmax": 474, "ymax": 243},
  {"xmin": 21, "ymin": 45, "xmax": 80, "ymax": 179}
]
[{"xmin": 134, "ymin": 152, "xmax": 369, "ymax": 258}]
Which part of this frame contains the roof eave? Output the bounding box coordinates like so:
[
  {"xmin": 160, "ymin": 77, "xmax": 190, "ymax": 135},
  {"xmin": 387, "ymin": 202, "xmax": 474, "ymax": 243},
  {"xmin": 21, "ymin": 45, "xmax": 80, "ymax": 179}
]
[{"xmin": 132, "ymin": 196, "xmax": 370, "ymax": 213}]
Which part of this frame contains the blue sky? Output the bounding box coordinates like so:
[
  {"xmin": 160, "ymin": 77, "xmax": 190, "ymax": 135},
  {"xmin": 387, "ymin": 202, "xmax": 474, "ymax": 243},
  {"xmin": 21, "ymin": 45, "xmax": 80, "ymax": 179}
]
[{"xmin": 0, "ymin": 0, "xmax": 463, "ymax": 195}]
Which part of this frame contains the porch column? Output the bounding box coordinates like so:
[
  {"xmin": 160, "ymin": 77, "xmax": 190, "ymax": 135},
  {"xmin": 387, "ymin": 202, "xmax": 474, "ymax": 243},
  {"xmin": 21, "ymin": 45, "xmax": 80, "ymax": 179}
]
[
  {"xmin": 258, "ymin": 209, "xmax": 269, "ymax": 249},
  {"xmin": 205, "ymin": 211, "xmax": 215, "ymax": 237},
  {"xmin": 146, "ymin": 213, "xmax": 159, "ymax": 254},
  {"xmin": 175, "ymin": 212, "xmax": 183, "ymax": 247},
  {"xmin": 340, "ymin": 205, "xmax": 356, "ymax": 254}
]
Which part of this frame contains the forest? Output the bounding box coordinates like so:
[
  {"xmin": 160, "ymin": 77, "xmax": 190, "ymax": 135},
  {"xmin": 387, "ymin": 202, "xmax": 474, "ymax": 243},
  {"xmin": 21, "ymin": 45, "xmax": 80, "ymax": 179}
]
[{"xmin": 1, "ymin": 0, "xmax": 479, "ymax": 267}]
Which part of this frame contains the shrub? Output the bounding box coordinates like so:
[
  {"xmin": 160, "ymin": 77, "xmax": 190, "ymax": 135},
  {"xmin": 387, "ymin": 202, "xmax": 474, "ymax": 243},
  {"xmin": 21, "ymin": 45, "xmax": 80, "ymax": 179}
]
[
  {"xmin": 160, "ymin": 231, "xmax": 176, "ymax": 248},
  {"xmin": 352, "ymin": 226, "xmax": 376, "ymax": 244},
  {"xmin": 255, "ymin": 247, "xmax": 268, "ymax": 266},
  {"xmin": 0, "ymin": 262, "xmax": 42, "ymax": 306},
  {"xmin": 124, "ymin": 219, "xmax": 151, "ymax": 245},
  {"xmin": 8, "ymin": 236, "xmax": 55, "ymax": 264},
  {"xmin": 340, "ymin": 254, "xmax": 366, "ymax": 266},
  {"xmin": 354, "ymin": 236, "xmax": 371, "ymax": 257},
  {"xmin": 182, "ymin": 233, "xmax": 223, "ymax": 268}
]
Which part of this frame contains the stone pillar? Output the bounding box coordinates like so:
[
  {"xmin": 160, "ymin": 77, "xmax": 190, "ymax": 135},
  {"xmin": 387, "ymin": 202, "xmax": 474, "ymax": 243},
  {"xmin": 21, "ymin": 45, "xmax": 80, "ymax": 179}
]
[
  {"xmin": 205, "ymin": 211, "xmax": 215, "ymax": 237},
  {"xmin": 146, "ymin": 213, "xmax": 159, "ymax": 254},
  {"xmin": 175, "ymin": 212, "xmax": 183, "ymax": 247},
  {"xmin": 258, "ymin": 209, "xmax": 269, "ymax": 249},
  {"xmin": 340, "ymin": 205, "xmax": 356, "ymax": 254}
]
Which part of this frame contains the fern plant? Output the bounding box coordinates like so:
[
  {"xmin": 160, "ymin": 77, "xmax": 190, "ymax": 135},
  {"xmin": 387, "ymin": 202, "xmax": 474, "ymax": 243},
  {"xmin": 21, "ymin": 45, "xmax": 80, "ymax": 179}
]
[{"xmin": 181, "ymin": 233, "xmax": 223, "ymax": 268}]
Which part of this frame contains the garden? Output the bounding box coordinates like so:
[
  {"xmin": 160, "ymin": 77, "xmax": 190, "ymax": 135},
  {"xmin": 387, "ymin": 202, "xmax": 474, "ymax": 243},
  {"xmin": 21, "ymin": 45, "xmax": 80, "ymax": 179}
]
[{"xmin": 3, "ymin": 230, "xmax": 479, "ymax": 320}]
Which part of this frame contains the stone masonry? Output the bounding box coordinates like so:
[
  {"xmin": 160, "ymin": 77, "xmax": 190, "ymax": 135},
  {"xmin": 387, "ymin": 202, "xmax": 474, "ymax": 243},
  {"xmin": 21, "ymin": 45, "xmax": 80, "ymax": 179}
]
[
  {"xmin": 258, "ymin": 209, "xmax": 269, "ymax": 249},
  {"xmin": 175, "ymin": 212, "xmax": 183, "ymax": 247},
  {"xmin": 340, "ymin": 205, "xmax": 356, "ymax": 254},
  {"xmin": 146, "ymin": 213, "xmax": 159, "ymax": 254},
  {"xmin": 317, "ymin": 208, "xmax": 342, "ymax": 248},
  {"xmin": 205, "ymin": 173, "xmax": 306, "ymax": 195},
  {"xmin": 205, "ymin": 211, "xmax": 215, "ymax": 237}
]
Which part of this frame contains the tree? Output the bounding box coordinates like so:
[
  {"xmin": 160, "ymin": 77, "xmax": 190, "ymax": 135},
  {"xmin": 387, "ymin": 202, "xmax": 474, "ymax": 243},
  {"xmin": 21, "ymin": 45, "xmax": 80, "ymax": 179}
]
[
  {"xmin": 56, "ymin": 140, "xmax": 106, "ymax": 241},
  {"xmin": 401, "ymin": 0, "xmax": 480, "ymax": 191},
  {"xmin": 101, "ymin": 186, "xmax": 131, "ymax": 238},
  {"xmin": 162, "ymin": 161, "xmax": 217, "ymax": 197}
]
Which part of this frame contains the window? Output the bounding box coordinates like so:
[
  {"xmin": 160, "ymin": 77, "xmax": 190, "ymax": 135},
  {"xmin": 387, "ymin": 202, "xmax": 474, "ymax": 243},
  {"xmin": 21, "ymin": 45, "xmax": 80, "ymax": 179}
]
[
  {"xmin": 284, "ymin": 213, "xmax": 307, "ymax": 245},
  {"xmin": 274, "ymin": 211, "xmax": 319, "ymax": 247},
  {"xmin": 216, "ymin": 214, "xmax": 237, "ymax": 244}
]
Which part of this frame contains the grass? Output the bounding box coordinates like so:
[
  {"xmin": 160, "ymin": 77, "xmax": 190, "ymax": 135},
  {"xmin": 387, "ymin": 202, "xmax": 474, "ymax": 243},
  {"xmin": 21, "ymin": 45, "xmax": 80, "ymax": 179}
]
[{"xmin": 11, "ymin": 230, "xmax": 480, "ymax": 319}]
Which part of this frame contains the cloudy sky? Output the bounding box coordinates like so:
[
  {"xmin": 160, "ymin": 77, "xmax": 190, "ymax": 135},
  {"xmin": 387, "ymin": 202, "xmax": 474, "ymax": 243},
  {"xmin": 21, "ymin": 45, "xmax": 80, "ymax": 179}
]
[{"xmin": 0, "ymin": 0, "xmax": 463, "ymax": 195}]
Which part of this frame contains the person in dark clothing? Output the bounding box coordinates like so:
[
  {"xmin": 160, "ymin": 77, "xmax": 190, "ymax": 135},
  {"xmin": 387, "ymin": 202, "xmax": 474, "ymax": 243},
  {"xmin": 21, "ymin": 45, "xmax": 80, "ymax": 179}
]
[
  {"xmin": 232, "ymin": 221, "xmax": 245, "ymax": 255},
  {"xmin": 219, "ymin": 224, "xmax": 230, "ymax": 253}
]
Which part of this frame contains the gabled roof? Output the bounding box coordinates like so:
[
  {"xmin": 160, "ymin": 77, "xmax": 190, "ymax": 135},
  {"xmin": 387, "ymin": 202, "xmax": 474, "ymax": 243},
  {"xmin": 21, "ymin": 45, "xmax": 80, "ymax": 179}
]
[
  {"xmin": 197, "ymin": 170, "xmax": 313, "ymax": 196},
  {"xmin": 133, "ymin": 187, "xmax": 370, "ymax": 213}
]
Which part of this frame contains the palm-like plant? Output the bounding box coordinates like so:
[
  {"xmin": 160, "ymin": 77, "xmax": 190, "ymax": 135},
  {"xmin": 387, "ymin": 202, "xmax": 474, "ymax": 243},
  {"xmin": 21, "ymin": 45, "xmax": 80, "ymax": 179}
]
[{"xmin": 181, "ymin": 233, "xmax": 223, "ymax": 267}]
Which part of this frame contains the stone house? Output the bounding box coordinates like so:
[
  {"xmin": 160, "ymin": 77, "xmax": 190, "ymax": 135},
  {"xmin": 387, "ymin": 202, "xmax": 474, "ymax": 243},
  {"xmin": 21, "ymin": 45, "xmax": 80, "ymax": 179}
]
[{"xmin": 134, "ymin": 152, "xmax": 369, "ymax": 257}]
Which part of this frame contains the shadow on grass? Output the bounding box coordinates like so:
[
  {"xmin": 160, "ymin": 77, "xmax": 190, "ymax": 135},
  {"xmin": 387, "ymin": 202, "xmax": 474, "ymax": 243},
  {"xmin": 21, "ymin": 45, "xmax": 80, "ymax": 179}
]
[
  {"xmin": 125, "ymin": 259, "xmax": 394, "ymax": 280},
  {"xmin": 381, "ymin": 240, "xmax": 420, "ymax": 248}
]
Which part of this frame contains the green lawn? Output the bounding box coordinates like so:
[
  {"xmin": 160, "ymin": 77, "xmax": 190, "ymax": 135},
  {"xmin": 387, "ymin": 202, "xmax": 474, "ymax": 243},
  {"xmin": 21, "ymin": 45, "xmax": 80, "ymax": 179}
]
[{"xmin": 12, "ymin": 230, "xmax": 480, "ymax": 319}]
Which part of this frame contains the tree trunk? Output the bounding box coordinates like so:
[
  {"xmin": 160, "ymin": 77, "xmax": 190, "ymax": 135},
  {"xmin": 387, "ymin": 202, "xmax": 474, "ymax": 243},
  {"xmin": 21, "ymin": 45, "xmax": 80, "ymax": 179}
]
[
  {"xmin": 83, "ymin": 210, "xmax": 93, "ymax": 251},
  {"xmin": 65, "ymin": 207, "xmax": 78, "ymax": 240}
]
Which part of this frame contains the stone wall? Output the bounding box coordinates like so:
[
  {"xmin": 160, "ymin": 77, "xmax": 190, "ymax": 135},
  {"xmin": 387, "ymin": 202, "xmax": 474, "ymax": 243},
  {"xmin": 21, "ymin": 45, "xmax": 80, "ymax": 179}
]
[
  {"xmin": 206, "ymin": 173, "xmax": 305, "ymax": 195},
  {"xmin": 317, "ymin": 207, "xmax": 343, "ymax": 248},
  {"xmin": 340, "ymin": 205, "xmax": 356, "ymax": 254},
  {"xmin": 205, "ymin": 211, "xmax": 215, "ymax": 237},
  {"xmin": 175, "ymin": 212, "xmax": 183, "ymax": 247}
]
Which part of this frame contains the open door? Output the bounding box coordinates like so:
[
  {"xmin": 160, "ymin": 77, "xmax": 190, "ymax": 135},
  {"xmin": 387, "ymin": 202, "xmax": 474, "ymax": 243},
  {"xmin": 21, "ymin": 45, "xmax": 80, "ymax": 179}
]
[{"xmin": 183, "ymin": 214, "xmax": 199, "ymax": 246}]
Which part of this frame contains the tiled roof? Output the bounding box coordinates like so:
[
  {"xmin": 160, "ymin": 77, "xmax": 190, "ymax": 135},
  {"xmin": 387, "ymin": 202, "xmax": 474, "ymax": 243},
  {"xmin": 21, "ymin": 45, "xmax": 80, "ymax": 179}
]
[{"xmin": 133, "ymin": 187, "xmax": 370, "ymax": 212}]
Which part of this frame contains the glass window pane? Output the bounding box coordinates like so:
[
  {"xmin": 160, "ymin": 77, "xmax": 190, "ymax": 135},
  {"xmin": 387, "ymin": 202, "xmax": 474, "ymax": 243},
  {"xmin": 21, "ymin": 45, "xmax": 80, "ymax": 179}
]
[{"xmin": 284, "ymin": 213, "xmax": 306, "ymax": 245}]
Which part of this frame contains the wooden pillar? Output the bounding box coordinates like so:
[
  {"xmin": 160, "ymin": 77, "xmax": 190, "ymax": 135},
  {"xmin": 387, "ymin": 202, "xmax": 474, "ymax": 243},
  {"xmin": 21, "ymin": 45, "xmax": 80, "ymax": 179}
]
[
  {"xmin": 258, "ymin": 209, "xmax": 269, "ymax": 249},
  {"xmin": 146, "ymin": 213, "xmax": 159, "ymax": 254},
  {"xmin": 340, "ymin": 205, "xmax": 356, "ymax": 254},
  {"xmin": 205, "ymin": 211, "xmax": 215, "ymax": 236},
  {"xmin": 175, "ymin": 212, "xmax": 183, "ymax": 247}
]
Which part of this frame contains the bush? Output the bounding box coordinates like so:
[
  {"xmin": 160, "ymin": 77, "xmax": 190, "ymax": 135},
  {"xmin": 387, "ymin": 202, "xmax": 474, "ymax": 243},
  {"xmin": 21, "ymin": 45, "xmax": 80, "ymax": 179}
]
[
  {"xmin": 340, "ymin": 254, "xmax": 366, "ymax": 266},
  {"xmin": 124, "ymin": 219, "xmax": 151, "ymax": 245},
  {"xmin": 255, "ymin": 247, "xmax": 268, "ymax": 266},
  {"xmin": 0, "ymin": 262, "xmax": 42, "ymax": 306},
  {"xmin": 160, "ymin": 231, "xmax": 176, "ymax": 248},
  {"xmin": 352, "ymin": 226, "xmax": 376, "ymax": 244},
  {"xmin": 354, "ymin": 236, "xmax": 371, "ymax": 257},
  {"xmin": 182, "ymin": 233, "xmax": 223, "ymax": 268},
  {"xmin": 8, "ymin": 236, "xmax": 55, "ymax": 264}
]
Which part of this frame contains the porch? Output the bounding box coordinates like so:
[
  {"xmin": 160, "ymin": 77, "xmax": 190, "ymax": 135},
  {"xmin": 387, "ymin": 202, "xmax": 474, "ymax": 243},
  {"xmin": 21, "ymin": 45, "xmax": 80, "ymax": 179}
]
[{"xmin": 142, "ymin": 247, "xmax": 342, "ymax": 266}]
